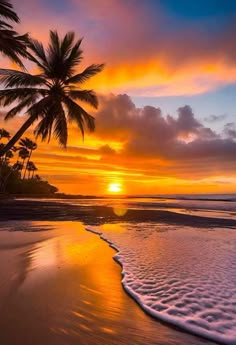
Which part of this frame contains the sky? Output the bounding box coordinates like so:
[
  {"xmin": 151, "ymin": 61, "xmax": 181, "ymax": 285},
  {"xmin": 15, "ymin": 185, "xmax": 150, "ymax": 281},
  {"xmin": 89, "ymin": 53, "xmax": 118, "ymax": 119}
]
[{"xmin": 1, "ymin": 0, "xmax": 236, "ymax": 195}]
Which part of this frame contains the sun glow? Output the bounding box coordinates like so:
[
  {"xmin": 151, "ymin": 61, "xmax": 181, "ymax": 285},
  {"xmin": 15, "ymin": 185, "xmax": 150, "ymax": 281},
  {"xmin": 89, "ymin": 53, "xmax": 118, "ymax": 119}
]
[{"xmin": 108, "ymin": 183, "xmax": 122, "ymax": 193}]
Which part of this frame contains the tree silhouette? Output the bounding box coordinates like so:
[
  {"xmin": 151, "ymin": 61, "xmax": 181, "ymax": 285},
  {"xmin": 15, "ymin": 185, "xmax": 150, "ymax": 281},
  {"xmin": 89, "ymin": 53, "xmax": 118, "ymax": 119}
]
[
  {"xmin": 0, "ymin": 0, "xmax": 28, "ymax": 67},
  {"xmin": 0, "ymin": 128, "xmax": 10, "ymax": 140},
  {"xmin": 17, "ymin": 147, "xmax": 29, "ymax": 178},
  {"xmin": 0, "ymin": 30, "xmax": 104, "ymax": 156},
  {"xmin": 26, "ymin": 161, "xmax": 37, "ymax": 179},
  {"xmin": 18, "ymin": 137, "xmax": 37, "ymax": 179}
]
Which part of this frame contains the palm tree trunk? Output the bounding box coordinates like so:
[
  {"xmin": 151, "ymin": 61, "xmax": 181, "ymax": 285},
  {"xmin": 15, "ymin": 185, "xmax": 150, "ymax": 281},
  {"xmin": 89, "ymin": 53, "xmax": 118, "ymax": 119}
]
[
  {"xmin": 0, "ymin": 115, "xmax": 37, "ymax": 157},
  {"xmin": 21, "ymin": 158, "xmax": 26, "ymax": 179},
  {"xmin": 23, "ymin": 149, "xmax": 32, "ymax": 179}
]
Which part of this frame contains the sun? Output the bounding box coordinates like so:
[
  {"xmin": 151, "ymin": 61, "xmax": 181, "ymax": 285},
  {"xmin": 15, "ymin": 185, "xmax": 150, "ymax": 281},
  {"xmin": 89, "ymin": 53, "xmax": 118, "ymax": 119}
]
[{"xmin": 108, "ymin": 183, "xmax": 122, "ymax": 193}]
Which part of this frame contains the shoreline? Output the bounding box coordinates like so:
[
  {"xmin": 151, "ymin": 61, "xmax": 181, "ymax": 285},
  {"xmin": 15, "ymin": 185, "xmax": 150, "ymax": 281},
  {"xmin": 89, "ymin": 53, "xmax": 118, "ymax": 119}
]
[
  {"xmin": 86, "ymin": 226, "xmax": 234, "ymax": 345},
  {"xmin": 0, "ymin": 199, "xmax": 234, "ymax": 345},
  {"xmin": 0, "ymin": 220, "xmax": 218, "ymax": 345},
  {"xmin": 0, "ymin": 199, "xmax": 236, "ymax": 228}
]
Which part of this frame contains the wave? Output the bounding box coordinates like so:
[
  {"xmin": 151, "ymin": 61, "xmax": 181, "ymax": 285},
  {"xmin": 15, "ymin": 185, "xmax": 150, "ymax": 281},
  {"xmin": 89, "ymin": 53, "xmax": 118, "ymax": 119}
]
[{"xmin": 86, "ymin": 223, "xmax": 236, "ymax": 345}]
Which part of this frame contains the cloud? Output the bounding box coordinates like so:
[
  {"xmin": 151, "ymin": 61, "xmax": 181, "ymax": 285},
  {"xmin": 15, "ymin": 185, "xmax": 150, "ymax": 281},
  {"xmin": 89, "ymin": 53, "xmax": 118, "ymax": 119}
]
[
  {"xmin": 223, "ymin": 122, "xmax": 236, "ymax": 139},
  {"xmin": 9, "ymin": 0, "xmax": 236, "ymax": 96},
  {"xmin": 94, "ymin": 94, "xmax": 236, "ymax": 169},
  {"xmin": 1, "ymin": 93, "xmax": 236, "ymax": 194},
  {"xmin": 204, "ymin": 114, "xmax": 228, "ymax": 122}
]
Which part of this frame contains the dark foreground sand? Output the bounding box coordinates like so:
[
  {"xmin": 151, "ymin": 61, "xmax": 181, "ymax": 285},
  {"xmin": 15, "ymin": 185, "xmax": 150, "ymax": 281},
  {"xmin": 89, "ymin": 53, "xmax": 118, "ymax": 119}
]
[
  {"xmin": 1, "ymin": 198, "xmax": 236, "ymax": 228},
  {"xmin": 0, "ymin": 219, "xmax": 220, "ymax": 345}
]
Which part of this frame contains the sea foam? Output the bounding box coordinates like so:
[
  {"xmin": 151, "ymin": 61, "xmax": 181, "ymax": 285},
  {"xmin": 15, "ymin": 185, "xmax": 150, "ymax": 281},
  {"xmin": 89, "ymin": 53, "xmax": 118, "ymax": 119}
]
[{"xmin": 86, "ymin": 223, "xmax": 236, "ymax": 345}]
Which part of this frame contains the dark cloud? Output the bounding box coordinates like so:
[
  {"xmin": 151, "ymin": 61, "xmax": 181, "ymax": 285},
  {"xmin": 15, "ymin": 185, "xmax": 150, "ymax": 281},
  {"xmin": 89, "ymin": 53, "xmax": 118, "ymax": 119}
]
[
  {"xmin": 223, "ymin": 122, "xmax": 236, "ymax": 139},
  {"xmin": 99, "ymin": 145, "xmax": 117, "ymax": 155},
  {"xmin": 204, "ymin": 114, "xmax": 228, "ymax": 122},
  {"xmin": 95, "ymin": 94, "xmax": 236, "ymax": 168}
]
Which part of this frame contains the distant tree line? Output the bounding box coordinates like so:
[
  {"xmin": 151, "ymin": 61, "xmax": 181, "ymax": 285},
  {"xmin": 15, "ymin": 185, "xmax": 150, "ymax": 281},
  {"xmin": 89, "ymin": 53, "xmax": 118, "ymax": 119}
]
[{"xmin": 0, "ymin": 128, "xmax": 58, "ymax": 195}]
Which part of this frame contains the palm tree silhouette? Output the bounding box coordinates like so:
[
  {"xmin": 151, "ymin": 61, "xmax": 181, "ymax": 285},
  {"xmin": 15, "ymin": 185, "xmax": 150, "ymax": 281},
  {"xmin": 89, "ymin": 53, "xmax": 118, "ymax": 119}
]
[
  {"xmin": 0, "ymin": 129, "xmax": 10, "ymax": 165},
  {"xmin": 0, "ymin": 128, "xmax": 10, "ymax": 140},
  {"xmin": 17, "ymin": 147, "xmax": 29, "ymax": 178},
  {"xmin": 0, "ymin": 30, "xmax": 104, "ymax": 156},
  {"xmin": 12, "ymin": 161, "xmax": 23, "ymax": 173},
  {"xmin": 0, "ymin": 0, "xmax": 28, "ymax": 67},
  {"xmin": 26, "ymin": 161, "xmax": 37, "ymax": 179},
  {"xmin": 19, "ymin": 137, "xmax": 37, "ymax": 179}
]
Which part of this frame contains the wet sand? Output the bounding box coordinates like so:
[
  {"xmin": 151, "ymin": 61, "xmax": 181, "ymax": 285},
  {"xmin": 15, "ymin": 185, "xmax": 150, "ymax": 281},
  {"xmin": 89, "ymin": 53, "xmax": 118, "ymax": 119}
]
[
  {"xmin": 0, "ymin": 221, "xmax": 218, "ymax": 345},
  {"xmin": 1, "ymin": 199, "xmax": 236, "ymax": 228}
]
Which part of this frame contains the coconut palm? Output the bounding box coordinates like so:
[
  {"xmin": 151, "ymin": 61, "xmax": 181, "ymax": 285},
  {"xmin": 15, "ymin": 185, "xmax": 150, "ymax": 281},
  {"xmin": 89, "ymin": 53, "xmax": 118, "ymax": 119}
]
[
  {"xmin": 17, "ymin": 147, "xmax": 29, "ymax": 178},
  {"xmin": 0, "ymin": 144, "xmax": 14, "ymax": 165},
  {"xmin": 0, "ymin": 128, "xmax": 10, "ymax": 140},
  {"xmin": 19, "ymin": 137, "xmax": 37, "ymax": 178},
  {"xmin": 26, "ymin": 161, "xmax": 37, "ymax": 179},
  {"xmin": 30, "ymin": 162, "xmax": 37, "ymax": 179},
  {"xmin": 4, "ymin": 148, "xmax": 13, "ymax": 162},
  {"xmin": 0, "ymin": 30, "xmax": 104, "ymax": 156},
  {"xmin": 12, "ymin": 161, "xmax": 23, "ymax": 172},
  {"xmin": 0, "ymin": 0, "xmax": 28, "ymax": 67}
]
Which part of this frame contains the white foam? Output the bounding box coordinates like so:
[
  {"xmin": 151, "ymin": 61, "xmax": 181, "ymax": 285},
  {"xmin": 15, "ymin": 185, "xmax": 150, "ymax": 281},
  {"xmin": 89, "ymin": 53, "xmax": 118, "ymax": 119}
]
[{"xmin": 86, "ymin": 223, "xmax": 236, "ymax": 345}]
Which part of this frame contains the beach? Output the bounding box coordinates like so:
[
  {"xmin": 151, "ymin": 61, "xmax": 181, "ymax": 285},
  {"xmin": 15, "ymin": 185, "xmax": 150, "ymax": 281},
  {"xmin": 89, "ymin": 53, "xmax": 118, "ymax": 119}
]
[{"xmin": 0, "ymin": 198, "xmax": 235, "ymax": 345}]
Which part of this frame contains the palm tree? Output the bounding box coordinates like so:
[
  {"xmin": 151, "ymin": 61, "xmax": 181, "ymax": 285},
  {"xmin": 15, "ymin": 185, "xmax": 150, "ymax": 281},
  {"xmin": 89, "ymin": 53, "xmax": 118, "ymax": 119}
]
[
  {"xmin": 18, "ymin": 137, "xmax": 37, "ymax": 178},
  {"xmin": 12, "ymin": 161, "xmax": 23, "ymax": 172},
  {"xmin": 0, "ymin": 145, "xmax": 14, "ymax": 165},
  {"xmin": 0, "ymin": 30, "xmax": 104, "ymax": 156},
  {"xmin": 17, "ymin": 147, "xmax": 29, "ymax": 178},
  {"xmin": 31, "ymin": 162, "xmax": 37, "ymax": 179},
  {"xmin": 0, "ymin": 0, "xmax": 28, "ymax": 67},
  {"xmin": 4, "ymin": 148, "xmax": 13, "ymax": 162},
  {"xmin": 26, "ymin": 161, "xmax": 37, "ymax": 179},
  {"xmin": 0, "ymin": 128, "xmax": 10, "ymax": 140}
]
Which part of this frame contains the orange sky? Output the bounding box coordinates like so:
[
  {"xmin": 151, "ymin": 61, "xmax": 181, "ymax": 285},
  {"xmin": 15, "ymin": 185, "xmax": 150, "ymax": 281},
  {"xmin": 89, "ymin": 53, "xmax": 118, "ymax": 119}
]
[{"xmin": 1, "ymin": 0, "xmax": 236, "ymax": 195}]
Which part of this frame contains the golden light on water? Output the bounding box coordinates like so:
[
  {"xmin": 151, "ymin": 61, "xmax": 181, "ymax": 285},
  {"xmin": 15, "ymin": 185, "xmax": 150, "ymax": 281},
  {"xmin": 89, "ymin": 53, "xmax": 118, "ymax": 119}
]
[{"xmin": 113, "ymin": 207, "xmax": 127, "ymax": 217}]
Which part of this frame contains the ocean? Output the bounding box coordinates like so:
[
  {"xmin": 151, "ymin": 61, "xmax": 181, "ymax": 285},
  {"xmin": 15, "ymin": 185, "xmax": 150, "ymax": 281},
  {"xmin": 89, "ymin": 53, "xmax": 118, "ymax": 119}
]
[
  {"xmin": 83, "ymin": 194, "xmax": 236, "ymax": 345},
  {"xmin": 50, "ymin": 193, "xmax": 236, "ymax": 220},
  {"xmin": 15, "ymin": 194, "xmax": 236, "ymax": 344}
]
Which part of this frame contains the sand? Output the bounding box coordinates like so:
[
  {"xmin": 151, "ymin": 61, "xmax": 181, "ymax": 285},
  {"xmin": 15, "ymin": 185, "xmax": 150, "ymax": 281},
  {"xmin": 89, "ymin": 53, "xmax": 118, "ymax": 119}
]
[
  {"xmin": 1, "ymin": 199, "xmax": 236, "ymax": 228},
  {"xmin": 0, "ymin": 220, "xmax": 218, "ymax": 345}
]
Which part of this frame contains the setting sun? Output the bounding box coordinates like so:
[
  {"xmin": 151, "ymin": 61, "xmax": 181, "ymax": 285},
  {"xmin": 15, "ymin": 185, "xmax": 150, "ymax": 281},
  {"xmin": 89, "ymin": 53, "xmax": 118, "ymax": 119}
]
[{"xmin": 108, "ymin": 183, "xmax": 122, "ymax": 193}]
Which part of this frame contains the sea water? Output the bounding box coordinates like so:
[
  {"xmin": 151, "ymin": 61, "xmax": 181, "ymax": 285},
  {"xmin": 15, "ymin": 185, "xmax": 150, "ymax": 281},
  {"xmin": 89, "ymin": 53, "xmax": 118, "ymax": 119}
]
[
  {"xmin": 86, "ymin": 223, "xmax": 236, "ymax": 344},
  {"xmin": 15, "ymin": 195, "xmax": 236, "ymax": 343},
  {"xmin": 84, "ymin": 194, "xmax": 236, "ymax": 344}
]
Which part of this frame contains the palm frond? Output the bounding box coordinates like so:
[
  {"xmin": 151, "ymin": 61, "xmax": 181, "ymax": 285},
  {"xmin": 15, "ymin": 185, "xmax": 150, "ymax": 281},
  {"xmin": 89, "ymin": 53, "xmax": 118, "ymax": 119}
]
[
  {"xmin": 34, "ymin": 113, "xmax": 54, "ymax": 143},
  {"xmin": 5, "ymin": 95, "xmax": 38, "ymax": 119},
  {"xmin": 0, "ymin": 31, "xmax": 29, "ymax": 67},
  {"xmin": 69, "ymin": 89, "xmax": 98, "ymax": 109},
  {"xmin": 34, "ymin": 102, "xmax": 67, "ymax": 146},
  {"xmin": 48, "ymin": 30, "xmax": 60, "ymax": 56},
  {"xmin": 0, "ymin": 19, "xmax": 12, "ymax": 29},
  {"xmin": 19, "ymin": 137, "xmax": 37, "ymax": 150},
  {"xmin": 25, "ymin": 96, "xmax": 53, "ymax": 127},
  {"xmin": 65, "ymin": 64, "xmax": 104, "ymax": 85},
  {"xmin": 0, "ymin": 88, "xmax": 45, "ymax": 108},
  {"xmin": 62, "ymin": 38, "xmax": 83, "ymax": 79},
  {"xmin": 27, "ymin": 38, "xmax": 48, "ymax": 71},
  {"xmin": 63, "ymin": 96, "xmax": 95, "ymax": 138},
  {"xmin": 53, "ymin": 104, "xmax": 68, "ymax": 146},
  {"xmin": 61, "ymin": 31, "xmax": 75, "ymax": 57},
  {"xmin": 0, "ymin": 69, "xmax": 46, "ymax": 87},
  {"xmin": 0, "ymin": 0, "xmax": 19, "ymax": 23}
]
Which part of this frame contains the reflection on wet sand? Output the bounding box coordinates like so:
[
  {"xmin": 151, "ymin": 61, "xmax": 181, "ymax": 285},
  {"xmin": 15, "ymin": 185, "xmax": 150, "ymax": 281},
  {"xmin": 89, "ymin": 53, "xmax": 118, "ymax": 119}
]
[{"xmin": 0, "ymin": 221, "xmax": 217, "ymax": 345}]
